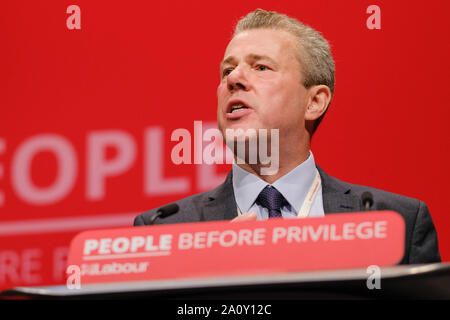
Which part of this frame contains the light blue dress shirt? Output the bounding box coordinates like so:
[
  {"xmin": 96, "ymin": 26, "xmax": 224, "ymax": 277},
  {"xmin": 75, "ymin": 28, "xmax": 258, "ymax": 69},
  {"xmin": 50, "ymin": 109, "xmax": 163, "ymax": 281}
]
[{"xmin": 232, "ymin": 151, "xmax": 325, "ymax": 220}]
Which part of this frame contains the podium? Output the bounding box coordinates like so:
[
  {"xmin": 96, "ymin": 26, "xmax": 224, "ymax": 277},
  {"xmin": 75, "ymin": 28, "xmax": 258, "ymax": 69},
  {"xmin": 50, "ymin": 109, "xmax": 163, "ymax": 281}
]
[
  {"xmin": 1, "ymin": 263, "xmax": 449, "ymax": 299},
  {"xmin": 2, "ymin": 212, "xmax": 445, "ymax": 300}
]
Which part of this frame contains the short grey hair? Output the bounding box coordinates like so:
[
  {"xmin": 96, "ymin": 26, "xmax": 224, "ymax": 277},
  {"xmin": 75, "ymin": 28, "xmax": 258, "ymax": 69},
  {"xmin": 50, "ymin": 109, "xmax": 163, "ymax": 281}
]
[{"xmin": 233, "ymin": 9, "xmax": 335, "ymax": 132}]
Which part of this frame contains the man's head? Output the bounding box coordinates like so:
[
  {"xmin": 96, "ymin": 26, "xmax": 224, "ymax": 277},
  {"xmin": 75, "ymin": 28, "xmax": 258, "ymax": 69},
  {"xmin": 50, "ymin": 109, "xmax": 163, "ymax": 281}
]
[{"xmin": 217, "ymin": 9, "xmax": 334, "ymax": 144}]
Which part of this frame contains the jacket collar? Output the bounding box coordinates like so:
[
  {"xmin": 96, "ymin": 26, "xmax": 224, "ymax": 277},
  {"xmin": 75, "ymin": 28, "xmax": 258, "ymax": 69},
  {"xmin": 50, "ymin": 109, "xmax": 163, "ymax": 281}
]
[
  {"xmin": 201, "ymin": 171, "xmax": 238, "ymax": 221},
  {"xmin": 316, "ymin": 165, "xmax": 362, "ymax": 214}
]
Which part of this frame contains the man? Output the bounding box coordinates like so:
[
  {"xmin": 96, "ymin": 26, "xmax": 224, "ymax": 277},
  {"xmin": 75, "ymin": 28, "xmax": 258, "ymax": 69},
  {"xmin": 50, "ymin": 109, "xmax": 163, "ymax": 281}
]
[{"xmin": 134, "ymin": 9, "xmax": 441, "ymax": 264}]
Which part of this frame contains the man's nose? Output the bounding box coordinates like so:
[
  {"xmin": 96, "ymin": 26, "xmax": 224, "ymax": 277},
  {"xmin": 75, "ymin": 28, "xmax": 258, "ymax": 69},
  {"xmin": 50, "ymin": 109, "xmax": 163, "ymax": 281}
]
[{"xmin": 227, "ymin": 67, "xmax": 249, "ymax": 92}]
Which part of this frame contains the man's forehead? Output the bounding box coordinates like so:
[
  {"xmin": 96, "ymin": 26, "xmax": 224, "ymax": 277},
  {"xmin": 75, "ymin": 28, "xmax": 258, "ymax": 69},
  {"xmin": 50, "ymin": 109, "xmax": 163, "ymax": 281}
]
[{"xmin": 221, "ymin": 29, "xmax": 297, "ymax": 64}]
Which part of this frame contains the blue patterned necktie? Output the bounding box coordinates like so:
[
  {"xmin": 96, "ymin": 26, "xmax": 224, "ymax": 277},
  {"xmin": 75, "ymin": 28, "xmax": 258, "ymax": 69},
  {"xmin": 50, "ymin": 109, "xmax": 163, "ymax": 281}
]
[{"xmin": 256, "ymin": 185, "xmax": 288, "ymax": 218}]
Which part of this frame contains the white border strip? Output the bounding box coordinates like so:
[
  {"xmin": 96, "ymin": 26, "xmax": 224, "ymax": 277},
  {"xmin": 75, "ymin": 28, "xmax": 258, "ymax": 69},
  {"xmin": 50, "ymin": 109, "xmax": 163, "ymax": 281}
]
[
  {"xmin": 83, "ymin": 251, "xmax": 170, "ymax": 261},
  {"xmin": 0, "ymin": 212, "xmax": 139, "ymax": 236}
]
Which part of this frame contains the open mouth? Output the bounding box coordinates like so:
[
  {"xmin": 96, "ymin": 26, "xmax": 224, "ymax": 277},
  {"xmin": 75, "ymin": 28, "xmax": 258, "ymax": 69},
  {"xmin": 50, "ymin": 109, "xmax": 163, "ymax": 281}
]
[
  {"xmin": 229, "ymin": 102, "xmax": 249, "ymax": 113},
  {"xmin": 225, "ymin": 100, "xmax": 253, "ymax": 119}
]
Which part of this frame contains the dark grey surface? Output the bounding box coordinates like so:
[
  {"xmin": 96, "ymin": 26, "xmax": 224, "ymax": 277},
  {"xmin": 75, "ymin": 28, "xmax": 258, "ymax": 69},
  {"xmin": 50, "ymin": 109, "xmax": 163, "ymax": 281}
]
[{"xmin": 1, "ymin": 263, "xmax": 449, "ymax": 300}]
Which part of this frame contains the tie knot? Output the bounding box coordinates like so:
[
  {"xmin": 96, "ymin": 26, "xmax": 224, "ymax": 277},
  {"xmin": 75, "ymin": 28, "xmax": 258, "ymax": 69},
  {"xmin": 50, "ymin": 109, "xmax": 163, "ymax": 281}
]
[{"xmin": 256, "ymin": 186, "xmax": 288, "ymax": 215}]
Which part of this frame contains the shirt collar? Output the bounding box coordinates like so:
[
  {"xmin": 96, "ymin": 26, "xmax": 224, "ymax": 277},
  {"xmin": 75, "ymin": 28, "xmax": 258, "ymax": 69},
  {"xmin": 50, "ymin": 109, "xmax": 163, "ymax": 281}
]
[
  {"xmin": 232, "ymin": 164, "xmax": 267, "ymax": 213},
  {"xmin": 232, "ymin": 151, "xmax": 317, "ymax": 214}
]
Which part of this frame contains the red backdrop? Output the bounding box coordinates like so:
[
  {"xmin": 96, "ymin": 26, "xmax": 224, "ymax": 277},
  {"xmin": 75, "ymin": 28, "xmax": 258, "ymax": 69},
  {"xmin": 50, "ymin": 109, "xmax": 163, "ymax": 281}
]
[{"xmin": 1, "ymin": 0, "xmax": 449, "ymax": 290}]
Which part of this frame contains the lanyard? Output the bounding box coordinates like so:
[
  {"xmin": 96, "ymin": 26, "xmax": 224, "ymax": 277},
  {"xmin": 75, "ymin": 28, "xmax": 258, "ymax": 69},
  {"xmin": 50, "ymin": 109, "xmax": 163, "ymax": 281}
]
[{"xmin": 237, "ymin": 170, "xmax": 322, "ymax": 218}]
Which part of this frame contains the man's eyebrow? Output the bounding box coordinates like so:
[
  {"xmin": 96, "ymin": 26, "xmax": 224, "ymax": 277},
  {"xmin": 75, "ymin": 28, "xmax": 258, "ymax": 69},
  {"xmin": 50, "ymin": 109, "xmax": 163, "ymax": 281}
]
[
  {"xmin": 220, "ymin": 56, "xmax": 237, "ymax": 70},
  {"xmin": 246, "ymin": 54, "xmax": 277, "ymax": 65},
  {"xmin": 220, "ymin": 54, "xmax": 278, "ymax": 70}
]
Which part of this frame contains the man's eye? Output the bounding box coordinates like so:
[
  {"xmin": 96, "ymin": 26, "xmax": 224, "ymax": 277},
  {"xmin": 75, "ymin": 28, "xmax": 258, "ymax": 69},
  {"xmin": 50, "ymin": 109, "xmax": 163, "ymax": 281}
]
[
  {"xmin": 223, "ymin": 68, "xmax": 233, "ymax": 77},
  {"xmin": 256, "ymin": 65, "xmax": 268, "ymax": 71}
]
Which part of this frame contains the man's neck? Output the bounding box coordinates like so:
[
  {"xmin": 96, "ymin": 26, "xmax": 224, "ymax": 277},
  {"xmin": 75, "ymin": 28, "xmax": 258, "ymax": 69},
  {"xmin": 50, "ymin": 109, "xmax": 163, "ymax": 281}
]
[{"xmin": 235, "ymin": 149, "xmax": 311, "ymax": 184}]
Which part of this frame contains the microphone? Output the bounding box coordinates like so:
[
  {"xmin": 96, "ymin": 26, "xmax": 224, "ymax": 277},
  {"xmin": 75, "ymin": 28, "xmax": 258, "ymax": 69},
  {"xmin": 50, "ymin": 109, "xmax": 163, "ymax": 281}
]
[
  {"xmin": 361, "ymin": 191, "xmax": 374, "ymax": 211},
  {"xmin": 148, "ymin": 203, "xmax": 180, "ymax": 225}
]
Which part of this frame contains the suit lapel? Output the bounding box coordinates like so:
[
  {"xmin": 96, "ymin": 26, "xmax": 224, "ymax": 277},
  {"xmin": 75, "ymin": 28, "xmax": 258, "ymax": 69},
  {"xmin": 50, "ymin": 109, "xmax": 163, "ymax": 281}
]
[
  {"xmin": 317, "ymin": 166, "xmax": 362, "ymax": 214},
  {"xmin": 201, "ymin": 171, "xmax": 238, "ymax": 221}
]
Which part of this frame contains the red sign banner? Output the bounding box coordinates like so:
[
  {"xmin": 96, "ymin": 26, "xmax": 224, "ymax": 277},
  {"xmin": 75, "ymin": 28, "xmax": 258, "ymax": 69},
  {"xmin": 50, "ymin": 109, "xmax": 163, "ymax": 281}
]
[{"xmin": 67, "ymin": 211, "xmax": 405, "ymax": 285}]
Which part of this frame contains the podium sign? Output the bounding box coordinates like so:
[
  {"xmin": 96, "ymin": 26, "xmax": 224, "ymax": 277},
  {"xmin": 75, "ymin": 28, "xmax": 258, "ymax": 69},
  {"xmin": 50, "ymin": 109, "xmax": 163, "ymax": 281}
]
[{"xmin": 67, "ymin": 211, "xmax": 404, "ymax": 284}]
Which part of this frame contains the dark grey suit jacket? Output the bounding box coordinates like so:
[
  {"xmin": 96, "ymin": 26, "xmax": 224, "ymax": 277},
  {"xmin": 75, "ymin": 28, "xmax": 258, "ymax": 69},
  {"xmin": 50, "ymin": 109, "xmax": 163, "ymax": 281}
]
[{"xmin": 134, "ymin": 166, "xmax": 441, "ymax": 265}]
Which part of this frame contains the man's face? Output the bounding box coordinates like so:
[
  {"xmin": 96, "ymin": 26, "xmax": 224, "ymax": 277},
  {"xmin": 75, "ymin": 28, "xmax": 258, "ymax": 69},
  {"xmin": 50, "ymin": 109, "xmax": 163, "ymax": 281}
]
[{"xmin": 217, "ymin": 28, "xmax": 310, "ymax": 143}]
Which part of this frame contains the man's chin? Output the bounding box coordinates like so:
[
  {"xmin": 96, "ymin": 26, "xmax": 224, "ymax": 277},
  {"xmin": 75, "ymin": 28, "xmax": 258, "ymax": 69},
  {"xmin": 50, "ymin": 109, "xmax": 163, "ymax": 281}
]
[{"xmin": 223, "ymin": 125, "xmax": 259, "ymax": 140}]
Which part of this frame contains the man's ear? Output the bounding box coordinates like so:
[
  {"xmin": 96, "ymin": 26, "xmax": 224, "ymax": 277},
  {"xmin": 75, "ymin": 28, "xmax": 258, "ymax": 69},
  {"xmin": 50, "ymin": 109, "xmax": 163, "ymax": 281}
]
[{"xmin": 304, "ymin": 85, "xmax": 332, "ymax": 121}]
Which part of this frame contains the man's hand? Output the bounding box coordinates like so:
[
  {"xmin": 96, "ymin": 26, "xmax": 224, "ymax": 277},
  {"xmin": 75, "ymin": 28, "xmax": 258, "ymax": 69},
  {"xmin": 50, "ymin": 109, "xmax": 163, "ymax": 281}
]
[{"xmin": 231, "ymin": 211, "xmax": 257, "ymax": 222}]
